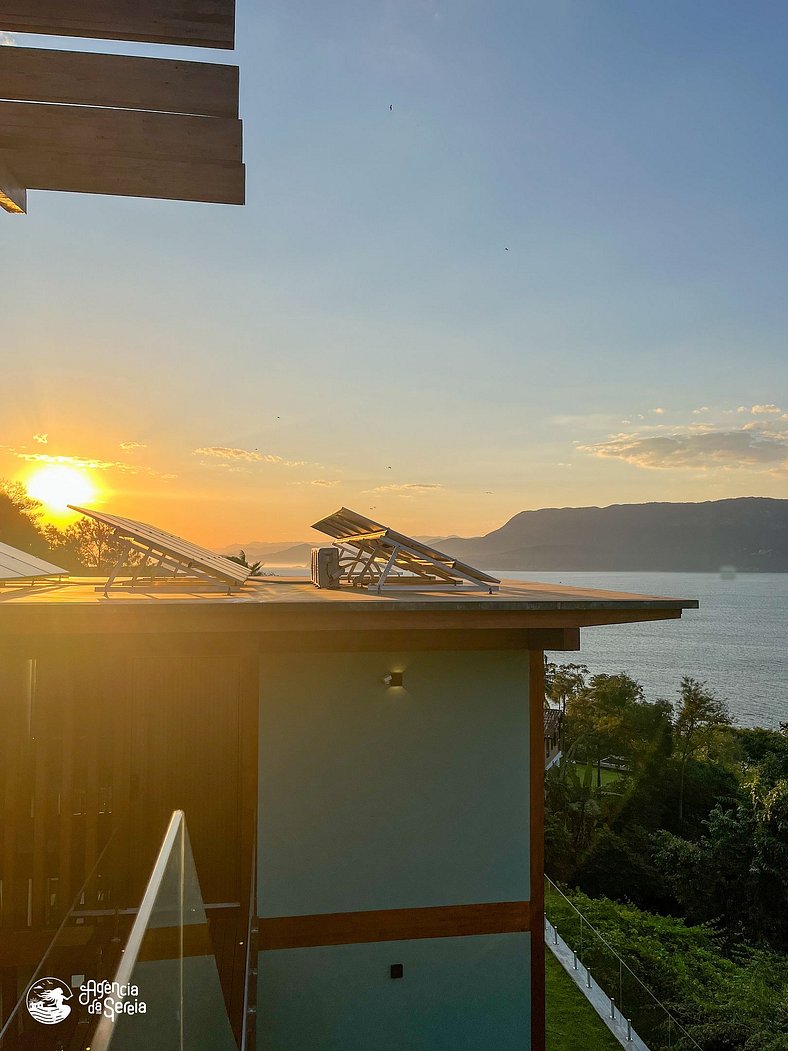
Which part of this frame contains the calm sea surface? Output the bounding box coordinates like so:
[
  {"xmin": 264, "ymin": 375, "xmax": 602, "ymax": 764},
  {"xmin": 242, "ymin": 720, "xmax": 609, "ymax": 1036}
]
[{"xmin": 502, "ymin": 571, "xmax": 788, "ymax": 730}]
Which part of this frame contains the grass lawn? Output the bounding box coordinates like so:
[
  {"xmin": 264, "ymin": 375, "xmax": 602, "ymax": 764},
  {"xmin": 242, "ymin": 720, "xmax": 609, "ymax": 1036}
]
[
  {"xmin": 570, "ymin": 762, "xmax": 626, "ymax": 789},
  {"xmin": 546, "ymin": 950, "xmax": 621, "ymax": 1051}
]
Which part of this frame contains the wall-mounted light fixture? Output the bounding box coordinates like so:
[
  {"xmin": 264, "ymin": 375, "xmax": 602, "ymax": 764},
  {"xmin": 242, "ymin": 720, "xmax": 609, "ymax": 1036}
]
[{"xmin": 383, "ymin": 672, "xmax": 404, "ymax": 688}]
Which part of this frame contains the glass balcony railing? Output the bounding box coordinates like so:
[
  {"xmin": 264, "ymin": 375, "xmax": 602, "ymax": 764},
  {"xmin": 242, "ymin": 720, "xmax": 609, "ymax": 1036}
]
[
  {"xmin": 0, "ymin": 811, "xmax": 237, "ymax": 1051},
  {"xmin": 545, "ymin": 876, "xmax": 702, "ymax": 1050}
]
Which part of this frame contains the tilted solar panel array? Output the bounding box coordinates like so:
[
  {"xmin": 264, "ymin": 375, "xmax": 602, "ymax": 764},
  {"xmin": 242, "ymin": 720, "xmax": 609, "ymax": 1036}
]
[{"xmin": 68, "ymin": 506, "xmax": 251, "ymax": 587}]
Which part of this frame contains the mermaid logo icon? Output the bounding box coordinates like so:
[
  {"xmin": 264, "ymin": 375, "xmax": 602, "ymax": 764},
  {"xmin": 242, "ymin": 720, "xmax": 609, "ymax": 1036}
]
[{"xmin": 26, "ymin": 977, "xmax": 73, "ymax": 1025}]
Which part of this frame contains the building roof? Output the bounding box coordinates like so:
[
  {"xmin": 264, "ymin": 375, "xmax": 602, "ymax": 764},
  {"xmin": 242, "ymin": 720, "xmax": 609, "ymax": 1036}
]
[{"xmin": 0, "ymin": 575, "xmax": 698, "ymax": 639}]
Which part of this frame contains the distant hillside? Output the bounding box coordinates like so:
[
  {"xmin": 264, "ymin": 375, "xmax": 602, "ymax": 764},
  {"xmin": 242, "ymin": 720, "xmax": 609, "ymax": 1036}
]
[
  {"xmin": 226, "ymin": 499, "xmax": 788, "ymax": 572},
  {"xmin": 440, "ymin": 498, "xmax": 788, "ymax": 572}
]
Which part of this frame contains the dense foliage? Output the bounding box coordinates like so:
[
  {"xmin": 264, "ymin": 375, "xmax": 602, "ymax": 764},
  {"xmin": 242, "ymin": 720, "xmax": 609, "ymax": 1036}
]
[
  {"xmin": 0, "ymin": 478, "xmax": 261, "ymax": 574},
  {"xmin": 545, "ymin": 661, "xmax": 788, "ymax": 1049}
]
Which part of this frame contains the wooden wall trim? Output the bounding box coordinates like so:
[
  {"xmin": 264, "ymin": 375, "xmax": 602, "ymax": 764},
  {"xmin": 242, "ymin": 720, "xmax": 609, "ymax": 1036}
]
[
  {"xmin": 0, "ymin": 627, "xmax": 580, "ymax": 658},
  {"xmin": 0, "ymin": 602, "xmax": 682, "ymax": 639},
  {"xmin": 0, "ymin": 1, "xmax": 236, "ymax": 50},
  {"xmin": 529, "ymin": 651, "xmax": 546, "ymax": 1051},
  {"xmin": 258, "ymin": 901, "xmax": 531, "ymax": 951},
  {"xmin": 137, "ymin": 922, "xmax": 213, "ymax": 961},
  {"xmin": 0, "ymin": 47, "xmax": 240, "ymax": 117}
]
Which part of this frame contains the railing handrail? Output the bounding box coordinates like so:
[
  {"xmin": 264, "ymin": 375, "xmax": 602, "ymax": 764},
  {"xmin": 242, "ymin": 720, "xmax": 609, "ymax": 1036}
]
[
  {"xmin": 240, "ymin": 830, "xmax": 257, "ymax": 1051},
  {"xmin": 545, "ymin": 875, "xmax": 702, "ymax": 1049}
]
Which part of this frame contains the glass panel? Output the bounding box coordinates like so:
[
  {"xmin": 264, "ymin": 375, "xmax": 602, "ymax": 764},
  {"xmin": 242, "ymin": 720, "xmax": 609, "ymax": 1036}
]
[
  {"xmin": 91, "ymin": 811, "xmax": 236, "ymax": 1051},
  {"xmin": 0, "ymin": 823, "xmax": 137, "ymax": 1051},
  {"xmin": 0, "ymin": 812, "xmax": 236, "ymax": 1051},
  {"xmin": 545, "ymin": 876, "xmax": 702, "ymax": 1051}
]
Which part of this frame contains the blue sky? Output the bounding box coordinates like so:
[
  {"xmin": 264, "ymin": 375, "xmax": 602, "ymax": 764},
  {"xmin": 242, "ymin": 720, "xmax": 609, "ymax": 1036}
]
[{"xmin": 2, "ymin": 1, "xmax": 787, "ymax": 543}]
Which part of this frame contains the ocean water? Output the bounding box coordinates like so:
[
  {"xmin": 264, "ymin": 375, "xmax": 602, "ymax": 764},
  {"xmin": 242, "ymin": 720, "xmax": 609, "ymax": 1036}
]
[{"xmin": 502, "ymin": 571, "xmax": 788, "ymax": 730}]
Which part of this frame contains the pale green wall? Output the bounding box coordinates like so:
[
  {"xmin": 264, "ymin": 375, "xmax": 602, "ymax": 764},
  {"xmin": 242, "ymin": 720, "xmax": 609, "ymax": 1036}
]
[
  {"xmin": 258, "ymin": 932, "xmax": 531, "ymax": 1051},
  {"xmin": 258, "ymin": 649, "xmax": 531, "ymax": 916}
]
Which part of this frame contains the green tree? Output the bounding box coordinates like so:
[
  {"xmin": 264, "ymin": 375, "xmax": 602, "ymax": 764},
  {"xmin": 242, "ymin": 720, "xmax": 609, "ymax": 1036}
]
[
  {"xmin": 226, "ymin": 550, "xmax": 264, "ymax": 576},
  {"xmin": 566, "ymin": 673, "xmax": 644, "ymax": 789},
  {"xmin": 0, "ymin": 480, "xmax": 48, "ymax": 555},
  {"xmin": 673, "ymin": 677, "xmax": 732, "ymax": 830},
  {"xmin": 545, "ymin": 660, "xmax": 588, "ymax": 713},
  {"xmin": 44, "ymin": 519, "xmax": 127, "ymax": 572}
]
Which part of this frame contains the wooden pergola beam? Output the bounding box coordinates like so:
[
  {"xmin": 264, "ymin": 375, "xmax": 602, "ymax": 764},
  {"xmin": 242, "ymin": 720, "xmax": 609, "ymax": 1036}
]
[
  {"xmin": 0, "ymin": 154, "xmax": 25, "ymax": 213},
  {"xmin": 0, "ymin": 102, "xmax": 242, "ymax": 164},
  {"xmin": 3, "ymin": 149, "xmax": 244, "ymax": 205},
  {"xmin": 0, "ymin": 0, "xmax": 235, "ymax": 49},
  {"xmin": 0, "ymin": 47, "xmax": 239, "ymax": 118}
]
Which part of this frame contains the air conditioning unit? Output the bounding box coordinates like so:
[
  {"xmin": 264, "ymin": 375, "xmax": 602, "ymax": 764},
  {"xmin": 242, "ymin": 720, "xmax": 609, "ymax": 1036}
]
[{"xmin": 311, "ymin": 546, "xmax": 342, "ymax": 589}]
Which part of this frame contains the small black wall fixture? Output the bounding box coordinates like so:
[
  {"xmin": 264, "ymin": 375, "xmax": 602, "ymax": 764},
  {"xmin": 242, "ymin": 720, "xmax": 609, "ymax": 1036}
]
[{"xmin": 383, "ymin": 671, "xmax": 404, "ymax": 688}]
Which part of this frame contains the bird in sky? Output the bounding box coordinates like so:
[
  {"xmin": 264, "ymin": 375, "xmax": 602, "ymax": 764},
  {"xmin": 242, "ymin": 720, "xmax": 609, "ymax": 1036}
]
[{"xmin": 390, "ymin": 104, "xmax": 393, "ymax": 111}]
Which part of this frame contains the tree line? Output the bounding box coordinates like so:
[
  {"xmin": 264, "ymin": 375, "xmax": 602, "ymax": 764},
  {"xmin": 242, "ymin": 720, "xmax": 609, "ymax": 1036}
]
[
  {"xmin": 1, "ymin": 479, "xmax": 262, "ymax": 574},
  {"xmin": 545, "ymin": 660, "xmax": 788, "ymax": 1049}
]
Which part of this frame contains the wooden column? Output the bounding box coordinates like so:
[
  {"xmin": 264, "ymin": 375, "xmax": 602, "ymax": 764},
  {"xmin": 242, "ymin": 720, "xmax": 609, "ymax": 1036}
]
[{"xmin": 529, "ymin": 650, "xmax": 546, "ymax": 1051}]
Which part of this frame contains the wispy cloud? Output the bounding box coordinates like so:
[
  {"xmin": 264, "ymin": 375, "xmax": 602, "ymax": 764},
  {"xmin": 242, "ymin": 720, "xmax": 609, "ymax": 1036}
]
[
  {"xmin": 737, "ymin": 404, "xmax": 783, "ymax": 415},
  {"xmin": 33, "ymin": 433, "xmax": 48, "ymax": 444},
  {"xmin": 750, "ymin": 404, "xmax": 782, "ymax": 415},
  {"xmin": 579, "ymin": 425, "xmax": 788, "ymax": 473},
  {"xmin": 309, "ymin": 479, "xmax": 340, "ymax": 487},
  {"xmin": 368, "ymin": 482, "xmax": 443, "ymax": 494},
  {"xmin": 120, "ymin": 441, "xmax": 147, "ymax": 451},
  {"xmin": 8, "ymin": 449, "xmax": 172, "ymax": 478},
  {"xmin": 651, "ymin": 407, "xmax": 666, "ymax": 415},
  {"xmin": 692, "ymin": 406, "xmax": 710, "ymax": 415},
  {"xmin": 12, "ymin": 451, "xmax": 131, "ymax": 471},
  {"xmin": 195, "ymin": 446, "xmax": 307, "ymax": 467}
]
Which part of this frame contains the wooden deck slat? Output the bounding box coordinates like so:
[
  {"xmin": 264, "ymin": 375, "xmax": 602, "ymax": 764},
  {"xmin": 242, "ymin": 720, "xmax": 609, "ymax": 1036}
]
[
  {"xmin": 0, "ymin": 47, "xmax": 239, "ymax": 117},
  {"xmin": 0, "ymin": 1, "xmax": 235, "ymax": 50}
]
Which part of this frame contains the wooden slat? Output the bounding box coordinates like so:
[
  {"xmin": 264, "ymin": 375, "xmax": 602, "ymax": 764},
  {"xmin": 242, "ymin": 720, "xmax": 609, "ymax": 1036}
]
[
  {"xmin": 0, "ymin": 102, "xmax": 241, "ymax": 163},
  {"xmin": 0, "ymin": 47, "xmax": 239, "ymax": 118},
  {"xmin": 2, "ymin": 149, "xmax": 244, "ymax": 205},
  {"xmin": 0, "ymin": 154, "xmax": 24, "ymax": 213},
  {"xmin": 0, "ymin": 926, "xmax": 93, "ymax": 968},
  {"xmin": 259, "ymin": 901, "xmax": 532, "ymax": 951},
  {"xmin": 0, "ymin": 1, "xmax": 235, "ymax": 50}
]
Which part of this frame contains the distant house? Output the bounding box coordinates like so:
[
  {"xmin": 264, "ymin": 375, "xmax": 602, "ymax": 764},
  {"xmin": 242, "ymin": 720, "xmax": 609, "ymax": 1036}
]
[{"xmin": 0, "ymin": 553, "xmax": 696, "ymax": 1049}]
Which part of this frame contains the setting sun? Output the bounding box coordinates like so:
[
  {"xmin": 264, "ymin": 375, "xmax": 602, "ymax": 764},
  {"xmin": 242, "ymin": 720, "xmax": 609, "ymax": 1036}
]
[{"xmin": 26, "ymin": 465, "xmax": 98, "ymax": 514}]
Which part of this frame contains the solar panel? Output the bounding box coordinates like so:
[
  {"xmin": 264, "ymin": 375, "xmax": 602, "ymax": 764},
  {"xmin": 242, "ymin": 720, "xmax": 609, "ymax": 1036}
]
[
  {"xmin": 0, "ymin": 541, "xmax": 68, "ymax": 582},
  {"xmin": 68, "ymin": 506, "xmax": 251, "ymax": 591},
  {"xmin": 311, "ymin": 508, "xmax": 500, "ymax": 593}
]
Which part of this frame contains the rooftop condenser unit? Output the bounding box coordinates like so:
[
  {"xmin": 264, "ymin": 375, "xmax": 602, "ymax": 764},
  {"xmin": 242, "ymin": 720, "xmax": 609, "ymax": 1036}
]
[{"xmin": 311, "ymin": 546, "xmax": 342, "ymax": 589}]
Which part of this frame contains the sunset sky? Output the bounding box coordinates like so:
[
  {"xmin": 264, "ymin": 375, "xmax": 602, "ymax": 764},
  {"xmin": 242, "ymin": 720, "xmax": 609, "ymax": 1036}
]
[{"xmin": 2, "ymin": 1, "xmax": 787, "ymax": 547}]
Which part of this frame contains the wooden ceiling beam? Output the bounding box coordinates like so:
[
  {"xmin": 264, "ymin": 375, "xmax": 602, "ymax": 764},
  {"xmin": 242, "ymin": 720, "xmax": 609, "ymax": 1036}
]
[
  {"xmin": 0, "ymin": 154, "xmax": 25, "ymax": 213},
  {"xmin": 0, "ymin": 47, "xmax": 239, "ymax": 118},
  {"xmin": 2, "ymin": 149, "xmax": 244, "ymax": 205},
  {"xmin": 0, "ymin": 101, "xmax": 242, "ymax": 164},
  {"xmin": 0, "ymin": 0, "xmax": 235, "ymax": 49}
]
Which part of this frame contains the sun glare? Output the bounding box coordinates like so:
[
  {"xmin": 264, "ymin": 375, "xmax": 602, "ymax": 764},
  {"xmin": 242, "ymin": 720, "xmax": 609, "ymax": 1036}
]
[{"xmin": 26, "ymin": 465, "xmax": 98, "ymax": 515}]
